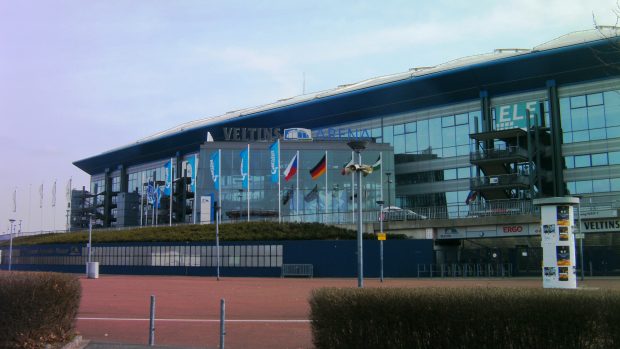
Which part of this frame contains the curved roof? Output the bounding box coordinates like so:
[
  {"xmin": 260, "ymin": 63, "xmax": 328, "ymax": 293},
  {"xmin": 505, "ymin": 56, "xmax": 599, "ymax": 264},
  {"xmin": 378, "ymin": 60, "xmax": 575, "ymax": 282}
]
[{"xmin": 74, "ymin": 27, "xmax": 620, "ymax": 174}]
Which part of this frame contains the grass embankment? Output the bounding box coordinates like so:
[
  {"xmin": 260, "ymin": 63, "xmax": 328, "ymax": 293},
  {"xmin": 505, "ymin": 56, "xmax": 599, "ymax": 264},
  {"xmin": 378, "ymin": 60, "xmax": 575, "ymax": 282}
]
[{"xmin": 3, "ymin": 222, "xmax": 405, "ymax": 246}]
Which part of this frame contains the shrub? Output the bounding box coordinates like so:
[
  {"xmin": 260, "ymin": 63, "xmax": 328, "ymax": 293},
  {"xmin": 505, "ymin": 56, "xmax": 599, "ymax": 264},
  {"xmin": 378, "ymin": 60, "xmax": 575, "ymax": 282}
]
[
  {"xmin": 0, "ymin": 272, "xmax": 82, "ymax": 348},
  {"xmin": 309, "ymin": 287, "xmax": 620, "ymax": 349},
  {"xmin": 5, "ymin": 222, "xmax": 407, "ymax": 246}
]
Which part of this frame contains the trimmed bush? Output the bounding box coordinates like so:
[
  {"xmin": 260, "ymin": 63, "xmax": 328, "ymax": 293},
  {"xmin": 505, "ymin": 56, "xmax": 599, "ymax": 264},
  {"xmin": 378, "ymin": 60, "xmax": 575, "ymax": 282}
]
[
  {"xmin": 4, "ymin": 222, "xmax": 406, "ymax": 246},
  {"xmin": 0, "ymin": 272, "xmax": 82, "ymax": 348},
  {"xmin": 309, "ymin": 287, "xmax": 620, "ymax": 349}
]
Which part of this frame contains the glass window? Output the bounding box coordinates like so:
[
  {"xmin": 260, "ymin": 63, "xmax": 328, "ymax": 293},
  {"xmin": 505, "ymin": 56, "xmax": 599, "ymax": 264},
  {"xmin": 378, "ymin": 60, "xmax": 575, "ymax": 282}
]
[
  {"xmin": 394, "ymin": 124, "xmax": 405, "ymax": 135},
  {"xmin": 405, "ymin": 121, "xmax": 417, "ymax": 133},
  {"xmin": 604, "ymin": 90, "xmax": 620, "ymax": 127},
  {"xmin": 592, "ymin": 179, "xmax": 610, "ymax": 193},
  {"xmin": 442, "ymin": 127, "xmax": 455, "ymax": 147},
  {"xmin": 574, "ymin": 155, "xmax": 591, "ymax": 168},
  {"xmin": 575, "ymin": 180, "xmax": 593, "ymax": 194},
  {"xmin": 589, "ymin": 128, "xmax": 606, "ymax": 141},
  {"xmin": 405, "ymin": 133, "xmax": 417, "ymax": 153},
  {"xmin": 444, "ymin": 169, "xmax": 457, "ymax": 180},
  {"xmin": 393, "ymin": 134, "xmax": 405, "ymax": 154},
  {"xmin": 570, "ymin": 95, "xmax": 586, "ymax": 109},
  {"xmin": 588, "ymin": 105, "xmax": 606, "ymax": 129},
  {"xmin": 469, "ymin": 111, "xmax": 482, "ymax": 133},
  {"xmin": 587, "ymin": 93, "xmax": 604, "ymax": 106},
  {"xmin": 566, "ymin": 181, "xmax": 576, "ymax": 195},
  {"xmin": 608, "ymin": 126, "xmax": 620, "ymax": 139},
  {"xmin": 443, "ymin": 147, "xmax": 456, "ymax": 158},
  {"xmin": 560, "ymin": 98, "xmax": 571, "ymax": 131},
  {"xmin": 563, "ymin": 132, "xmax": 573, "ymax": 144},
  {"xmin": 442, "ymin": 115, "xmax": 455, "ymax": 127},
  {"xmin": 455, "ymin": 113, "xmax": 468, "ymax": 125},
  {"xmin": 611, "ymin": 178, "xmax": 620, "ymax": 191},
  {"xmin": 591, "ymin": 153, "xmax": 608, "ymax": 166},
  {"xmin": 457, "ymin": 167, "xmax": 470, "ymax": 179},
  {"xmin": 417, "ymin": 119, "xmax": 429, "ymax": 152},
  {"xmin": 565, "ymin": 156, "xmax": 574, "ymax": 169},
  {"xmin": 571, "ymin": 108, "xmax": 588, "ymax": 131},
  {"xmin": 609, "ymin": 151, "xmax": 620, "ymax": 165},
  {"xmin": 456, "ymin": 145, "xmax": 469, "ymax": 156},
  {"xmin": 383, "ymin": 125, "xmax": 393, "ymax": 145},
  {"xmin": 572, "ymin": 130, "xmax": 589, "ymax": 143},
  {"xmin": 429, "ymin": 118, "xmax": 442, "ymax": 149}
]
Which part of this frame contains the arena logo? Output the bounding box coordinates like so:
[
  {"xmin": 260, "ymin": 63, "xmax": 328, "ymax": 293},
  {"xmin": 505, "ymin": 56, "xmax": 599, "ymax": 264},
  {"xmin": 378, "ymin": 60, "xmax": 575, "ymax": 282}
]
[
  {"xmin": 221, "ymin": 126, "xmax": 371, "ymax": 141},
  {"xmin": 502, "ymin": 225, "xmax": 523, "ymax": 233},
  {"xmin": 313, "ymin": 127, "xmax": 371, "ymax": 140}
]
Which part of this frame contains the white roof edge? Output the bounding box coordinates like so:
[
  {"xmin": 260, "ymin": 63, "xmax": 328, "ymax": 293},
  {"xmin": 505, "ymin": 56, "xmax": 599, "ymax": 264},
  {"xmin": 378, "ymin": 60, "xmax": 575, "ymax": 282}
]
[{"xmin": 109, "ymin": 27, "xmax": 620, "ymax": 152}]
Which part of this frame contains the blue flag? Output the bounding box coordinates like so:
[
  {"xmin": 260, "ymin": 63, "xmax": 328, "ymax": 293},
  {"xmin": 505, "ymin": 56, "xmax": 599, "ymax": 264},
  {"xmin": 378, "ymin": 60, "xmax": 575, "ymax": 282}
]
[
  {"xmin": 269, "ymin": 140, "xmax": 279, "ymax": 183},
  {"xmin": 164, "ymin": 160, "xmax": 172, "ymax": 195},
  {"xmin": 240, "ymin": 147, "xmax": 249, "ymax": 189},
  {"xmin": 210, "ymin": 151, "xmax": 220, "ymax": 191}
]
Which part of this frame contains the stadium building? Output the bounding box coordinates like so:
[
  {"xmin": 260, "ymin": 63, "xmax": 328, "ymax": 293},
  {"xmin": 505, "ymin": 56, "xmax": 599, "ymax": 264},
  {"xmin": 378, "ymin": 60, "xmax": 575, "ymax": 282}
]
[{"xmin": 73, "ymin": 27, "xmax": 620, "ymax": 274}]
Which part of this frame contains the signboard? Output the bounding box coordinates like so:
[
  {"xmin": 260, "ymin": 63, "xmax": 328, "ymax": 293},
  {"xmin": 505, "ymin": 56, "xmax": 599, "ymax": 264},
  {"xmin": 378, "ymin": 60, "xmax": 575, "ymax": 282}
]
[
  {"xmin": 539, "ymin": 200, "xmax": 578, "ymax": 289},
  {"xmin": 580, "ymin": 219, "xmax": 620, "ymax": 233},
  {"xmin": 437, "ymin": 224, "xmax": 540, "ymax": 239},
  {"xmin": 494, "ymin": 101, "xmax": 540, "ymax": 130},
  {"xmin": 377, "ymin": 232, "xmax": 386, "ymax": 241}
]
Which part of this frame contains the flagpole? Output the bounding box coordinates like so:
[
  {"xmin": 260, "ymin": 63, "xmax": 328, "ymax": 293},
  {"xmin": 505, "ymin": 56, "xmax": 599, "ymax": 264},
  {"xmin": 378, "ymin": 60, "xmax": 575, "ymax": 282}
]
[
  {"xmin": 40, "ymin": 182, "xmax": 43, "ymax": 233},
  {"xmin": 296, "ymin": 150, "xmax": 300, "ymax": 221},
  {"xmin": 218, "ymin": 149, "xmax": 222, "ymax": 223},
  {"xmin": 170, "ymin": 157, "xmax": 174, "ymax": 226},
  {"xmin": 66, "ymin": 178, "xmax": 72, "ymax": 231},
  {"xmin": 140, "ymin": 173, "xmax": 144, "ymax": 226},
  {"xmin": 277, "ymin": 139, "xmax": 281, "ymax": 223},
  {"xmin": 324, "ymin": 150, "xmax": 328, "ymax": 223},
  {"xmin": 193, "ymin": 154, "xmax": 199, "ymax": 224},
  {"xmin": 247, "ymin": 144, "xmax": 250, "ymax": 222},
  {"xmin": 52, "ymin": 180, "xmax": 56, "ymax": 232},
  {"xmin": 351, "ymin": 151, "xmax": 355, "ymax": 225},
  {"xmin": 28, "ymin": 184, "xmax": 31, "ymax": 232}
]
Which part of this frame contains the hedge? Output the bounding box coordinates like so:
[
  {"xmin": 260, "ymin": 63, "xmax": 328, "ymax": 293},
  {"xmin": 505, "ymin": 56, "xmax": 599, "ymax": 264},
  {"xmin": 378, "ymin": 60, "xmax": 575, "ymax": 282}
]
[
  {"xmin": 309, "ymin": 287, "xmax": 620, "ymax": 349},
  {"xmin": 4, "ymin": 222, "xmax": 406, "ymax": 246},
  {"xmin": 0, "ymin": 272, "xmax": 82, "ymax": 348}
]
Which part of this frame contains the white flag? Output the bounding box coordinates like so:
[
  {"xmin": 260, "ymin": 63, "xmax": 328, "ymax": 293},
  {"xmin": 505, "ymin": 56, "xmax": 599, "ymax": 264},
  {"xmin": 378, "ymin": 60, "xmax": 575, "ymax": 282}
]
[
  {"xmin": 12, "ymin": 188, "xmax": 16, "ymax": 213},
  {"xmin": 39, "ymin": 183, "xmax": 44, "ymax": 208},
  {"xmin": 66, "ymin": 178, "xmax": 72, "ymax": 202},
  {"xmin": 51, "ymin": 180, "xmax": 57, "ymax": 207}
]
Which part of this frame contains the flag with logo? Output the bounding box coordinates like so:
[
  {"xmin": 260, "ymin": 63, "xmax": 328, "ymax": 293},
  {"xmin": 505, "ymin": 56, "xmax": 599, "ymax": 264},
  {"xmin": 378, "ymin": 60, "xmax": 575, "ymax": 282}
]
[
  {"xmin": 284, "ymin": 153, "xmax": 298, "ymax": 182},
  {"xmin": 240, "ymin": 147, "xmax": 249, "ymax": 189},
  {"xmin": 304, "ymin": 185, "xmax": 319, "ymax": 203},
  {"xmin": 270, "ymin": 140, "xmax": 279, "ymax": 183},
  {"xmin": 309, "ymin": 154, "xmax": 326, "ymax": 180},
  {"xmin": 164, "ymin": 160, "xmax": 172, "ymax": 195},
  {"xmin": 210, "ymin": 151, "xmax": 220, "ymax": 190}
]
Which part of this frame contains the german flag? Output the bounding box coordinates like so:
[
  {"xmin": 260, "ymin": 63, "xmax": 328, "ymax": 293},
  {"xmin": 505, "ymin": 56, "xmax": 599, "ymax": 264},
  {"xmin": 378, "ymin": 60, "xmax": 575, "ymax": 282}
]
[{"xmin": 309, "ymin": 154, "xmax": 327, "ymax": 180}]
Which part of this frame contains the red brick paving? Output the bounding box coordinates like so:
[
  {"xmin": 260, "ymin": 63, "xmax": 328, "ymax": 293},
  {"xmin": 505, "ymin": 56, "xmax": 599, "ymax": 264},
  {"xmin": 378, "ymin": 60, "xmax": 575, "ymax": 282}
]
[{"xmin": 76, "ymin": 276, "xmax": 620, "ymax": 349}]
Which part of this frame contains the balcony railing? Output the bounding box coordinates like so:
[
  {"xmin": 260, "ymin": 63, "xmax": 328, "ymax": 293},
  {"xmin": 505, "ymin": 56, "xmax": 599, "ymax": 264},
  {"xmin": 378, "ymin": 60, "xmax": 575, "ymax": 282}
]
[
  {"xmin": 470, "ymin": 173, "xmax": 530, "ymax": 189},
  {"xmin": 470, "ymin": 146, "xmax": 528, "ymax": 162}
]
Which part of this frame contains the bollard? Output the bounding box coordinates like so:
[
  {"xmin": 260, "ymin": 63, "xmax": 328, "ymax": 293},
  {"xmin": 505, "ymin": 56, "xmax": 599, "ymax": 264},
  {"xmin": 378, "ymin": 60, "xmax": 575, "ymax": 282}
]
[
  {"xmin": 220, "ymin": 298, "xmax": 226, "ymax": 349},
  {"xmin": 149, "ymin": 295, "xmax": 156, "ymax": 346}
]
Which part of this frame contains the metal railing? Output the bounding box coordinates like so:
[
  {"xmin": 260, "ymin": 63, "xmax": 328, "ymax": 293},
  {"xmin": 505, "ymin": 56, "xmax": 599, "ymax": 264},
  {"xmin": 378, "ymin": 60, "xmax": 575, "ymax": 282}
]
[
  {"xmin": 470, "ymin": 173, "xmax": 530, "ymax": 188},
  {"xmin": 417, "ymin": 263, "xmax": 513, "ymax": 277},
  {"xmin": 470, "ymin": 146, "xmax": 528, "ymax": 162}
]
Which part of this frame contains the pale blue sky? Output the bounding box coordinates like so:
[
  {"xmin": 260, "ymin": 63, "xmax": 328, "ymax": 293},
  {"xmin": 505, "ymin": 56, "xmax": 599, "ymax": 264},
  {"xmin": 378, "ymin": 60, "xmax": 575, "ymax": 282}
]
[{"xmin": 0, "ymin": 0, "xmax": 617, "ymax": 233}]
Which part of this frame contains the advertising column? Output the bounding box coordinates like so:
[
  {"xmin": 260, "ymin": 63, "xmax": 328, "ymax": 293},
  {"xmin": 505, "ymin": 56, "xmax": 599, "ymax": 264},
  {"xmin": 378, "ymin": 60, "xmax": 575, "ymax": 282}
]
[{"xmin": 534, "ymin": 197, "xmax": 580, "ymax": 289}]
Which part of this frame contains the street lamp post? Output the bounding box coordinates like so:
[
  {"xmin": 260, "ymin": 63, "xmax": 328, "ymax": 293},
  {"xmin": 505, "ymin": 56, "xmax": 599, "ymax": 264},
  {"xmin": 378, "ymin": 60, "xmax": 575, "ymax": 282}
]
[
  {"xmin": 376, "ymin": 200, "xmax": 384, "ymax": 282},
  {"xmin": 347, "ymin": 140, "xmax": 368, "ymax": 288},
  {"xmin": 385, "ymin": 172, "xmax": 393, "ymax": 216},
  {"xmin": 215, "ymin": 201, "xmax": 221, "ymax": 281},
  {"xmin": 88, "ymin": 214, "xmax": 93, "ymax": 264},
  {"xmin": 8, "ymin": 219, "xmax": 15, "ymax": 271}
]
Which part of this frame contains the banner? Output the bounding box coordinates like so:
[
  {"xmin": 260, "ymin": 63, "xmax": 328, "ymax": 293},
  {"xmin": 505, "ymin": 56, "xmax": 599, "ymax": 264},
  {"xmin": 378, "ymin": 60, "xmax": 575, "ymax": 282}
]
[
  {"xmin": 270, "ymin": 140, "xmax": 279, "ymax": 183},
  {"xmin": 371, "ymin": 155, "xmax": 381, "ymax": 173},
  {"xmin": 240, "ymin": 147, "xmax": 249, "ymax": 189},
  {"xmin": 164, "ymin": 160, "xmax": 172, "ymax": 195},
  {"xmin": 146, "ymin": 181, "xmax": 155, "ymax": 204},
  {"xmin": 210, "ymin": 151, "xmax": 220, "ymax": 190}
]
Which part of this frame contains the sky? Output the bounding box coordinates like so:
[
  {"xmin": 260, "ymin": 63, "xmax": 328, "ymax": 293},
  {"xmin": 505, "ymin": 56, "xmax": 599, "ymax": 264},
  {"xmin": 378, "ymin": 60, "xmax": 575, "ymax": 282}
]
[{"xmin": 0, "ymin": 0, "xmax": 618, "ymax": 234}]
